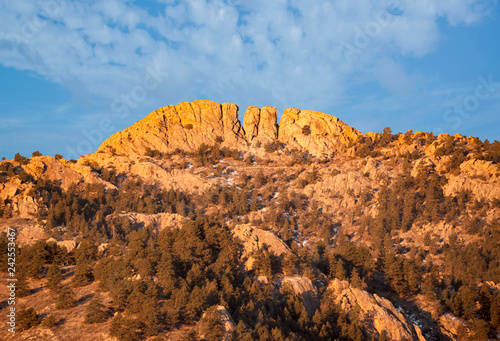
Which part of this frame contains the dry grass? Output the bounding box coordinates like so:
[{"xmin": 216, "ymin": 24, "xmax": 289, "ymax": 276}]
[{"xmin": 0, "ymin": 267, "xmax": 114, "ymax": 341}]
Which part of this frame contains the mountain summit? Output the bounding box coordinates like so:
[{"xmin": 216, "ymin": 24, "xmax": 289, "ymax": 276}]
[{"xmin": 97, "ymin": 100, "xmax": 361, "ymax": 157}]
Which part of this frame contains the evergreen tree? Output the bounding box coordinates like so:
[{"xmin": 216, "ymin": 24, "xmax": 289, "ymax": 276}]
[
  {"xmin": 46, "ymin": 263, "xmax": 63, "ymax": 292},
  {"xmin": 180, "ymin": 329, "xmax": 199, "ymax": 341},
  {"xmin": 470, "ymin": 319, "xmax": 489, "ymax": 341},
  {"xmin": 17, "ymin": 306, "xmax": 41, "ymax": 332},
  {"xmin": 56, "ymin": 286, "xmax": 77, "ymax": 309},
  {"xmin": 491, "ymin": 293, "xmax": 500, "ymax": 331},
  {"xmin": 200, "ymin": 306, "xmax": 224, "ymax": 341},
  {"xmin": 458, "ymin": 284, "xmax": 477, "ymax": 320},
  {"xmin": 84, "ymin": 292, "xmax": 107, "ymax": 324},
  {"xmin": 72, "ymin": 262, "xmax": 94, "ymax": 287},
  {"xmin": 109, "ymin": 313, "xmax": 141, "ymax": 341},
  {"xmin": 16, "ymin": 270, "xmax": 31, "ymax": 298}
]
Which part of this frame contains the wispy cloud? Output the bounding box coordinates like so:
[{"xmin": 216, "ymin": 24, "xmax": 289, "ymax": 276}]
[
  {"xmin": 0, "ymin": 0, "xmax": 495, "ymax": 111},
  {"xmin": 0, "ymin": 0, "xmax": 498, "ymax": 159}
]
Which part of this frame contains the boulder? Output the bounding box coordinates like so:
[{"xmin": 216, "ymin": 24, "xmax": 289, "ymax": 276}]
[
  {"xmin": 217, "ymin": 306, "xmax": 236, "ymax": 341},
  {"xmin": 0, "ymin": 183, "xmax": 20, "ymax": 201},
  {"xmin": 459, "ymin": 159, "xmax": 499, "ymax": 178},
  {"xmin": 233, "ymin": 224, "xmax": 291, "ymax": 256},
  {"xmin": 57, "ymin": 240, "xmax": 78, "ymax": 253},
  {"xmin": 233, "ymin": 224, "xmax": 291, "ymax": 271},
  {"xmin": 24, "ymin": 156, "xmax": 85, "ymax": 190},
  {"xmin": 282, "ymin": 276, "xmax": 320, "ymax": 317},
  {"xmin": 242, "ymin": 106, "xmax": 278, "ymax": 142},
  {"xmin": 438, "ymin": 313, "xmax": 467, "ymax": 340},
  {"xmin": 106, "ymin": 212, "xmax": 188, "ymax": 232},
  {"xmin": 11, "ymin": 193, "xmax": 38, "ymax": 218},
  {"xmin": 329, "ymin": 279, "xmax": 426, "ymax": 341},
  {"xmin": 243, "ymin": 106, "xmax": 260, "ymax": 141},
  {"xmin": 278, "ymin": 108, "xmax": 361, "ymax": 156}
]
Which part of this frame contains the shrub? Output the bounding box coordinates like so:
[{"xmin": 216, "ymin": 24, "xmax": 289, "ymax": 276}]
[
  {"xmin": 14, "ymin": 153, "xmax": 29, "ymax": 165},
  {"xmin": 264, "ymin": 141, "xmax": 282, "ymax": 153},
  {"xmin": 41, "ymin": 315, "xmax": 57, "ymax": 328},
  {"xmin": 56, "ymin": 286, "xmax": 77, "ymax": 309},
  {"xmin": 84, "ymin": 292, "xmax": 108, "ymax": 324},
  {"xmin": 17, "ymin": 306, "xmax": 41, "ymax": 332},
  {"xmin": 302, "ymin": 125, "xmax": 311, "ymax": 136}
]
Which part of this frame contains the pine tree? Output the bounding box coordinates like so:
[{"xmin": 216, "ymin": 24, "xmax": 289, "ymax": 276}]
[
  {"xmin": 46, "ymin": 263, "xmax": 63, "ymax": 292},
  {"xmin": 84, "ymin": 292, "xmax": 107, "ymax": 324},
  {"xmin": 139, "ymin": 285, "xmax": 161, "ymax": 336},
  {"xmin": 422, "ymin": 273, "xmax": 437, "ymax": 300},
  {"xmin": 56, "ymin": 286, "xmax": 77, "ymax": 309},
  {"xmin": 491, "ymin": 293, "xmax": 500, "ymax": 331},
  {"xmin": 478, "ymin": 285, "xmax": 491, "ymax": 321},
  {"xmin": 17, "ymin": 306, "xmax": 41, "ymax": 332},
  {"xmin": 16, "ymin": 270, "xmax": 31, "ymax": 297},
  {"xmin": 180, "ymin": 329, "xmax": 199, "ymax": 341},
  {"xmin": 232, "ymin": 320, "xmax": 253, "ymax": 341},
  {"xmin": 200, "ymin": 306, "xmax": 224, "ymax": 341},
  {"xmin": 401, "ymin": 191, "xmax": 416, "ymax": 231},
  {"xmin": 458, "ymin": 284, "xmax": 477, "ymax": 320},
  {"xmin": 470, "ymin": 319, "xmax": 489, "ymax": 341},
  {"xmin": 72, "ymin": 262, "xmax": 94, "ymax": 287},
  {"xmin": 109, "ymin": 313, "xmax": 141, "ymax": 341}
]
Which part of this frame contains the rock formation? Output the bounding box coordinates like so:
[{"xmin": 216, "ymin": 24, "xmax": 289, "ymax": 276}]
[
  {"xmin": 199, "ymin": 305, "xmax": 235, "ymax": 341},
  {"xmin": 106, "ymin": 212, "xmax": 188, "ymax": 232},
  {"xmin": 47, "ymin": 238, "xmax": 78, "ymax": 252},
  {"xmin": 329, "ymin": 279, "xmax": 426, "ymax": 341},
  {"xmin": 233, "ymin": 224, "xmax": 292, "ymax": 271},
  {"xmin": 242, "ymin": 106, "xmax": 278, "ymax": 142},
  {"xmin": 96, "ymin": 100, "xmax": 360, "ymax": 158},
  {"xmin": 97, "ymin": 100, "xmax": 247, "ymax": 156},
  {"xmin": 233, "ymin": 224, "xmax": 291, "ymax": 256},
  {"xmin": 278, "ymin": 108, "xmax": 361, "ymax": 156},
  {"xmin": 217, "ymin": 306, "xmax": 236, "ymax": 341},
  {"xmin": 282, "ymin": 276, "xmax": 320, "ymax": 317}
]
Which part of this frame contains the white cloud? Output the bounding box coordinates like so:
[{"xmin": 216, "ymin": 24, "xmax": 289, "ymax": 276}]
[{"xmin": 0, "ymin": 0, "xmax": 495, "ymax": 114}]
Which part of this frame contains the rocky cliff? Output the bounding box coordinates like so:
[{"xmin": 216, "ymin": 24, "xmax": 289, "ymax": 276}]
[
  {"xmin": 96, "ymin": 100, "xmax": 360, "ymax": 158},
  {"xmin": 329, "ymin": 279, "xmax": 426, "ymax": 341},
  {"xmin": 242, "ymin": 106, "xmax": 278, "ymax": 142},
  {"xmin": 97, "ymin": 100, "xmax": 247, "ymax": 156},
  {"xmin": 278, "ymin": 108, "xmax": 361, "ymax": 156}
]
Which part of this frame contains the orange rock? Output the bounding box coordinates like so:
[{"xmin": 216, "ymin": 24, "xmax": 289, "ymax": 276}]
[
  {"xmin": 278, "ymin": 108, "xmax": 361, "ymax": 156},
  {"xmin": 242, "ymin": 105, "xmax": 278, "ymax": 142},
  {"xmin": 97, "ymin": 100, "xmax": 247, "ymax": 156}
]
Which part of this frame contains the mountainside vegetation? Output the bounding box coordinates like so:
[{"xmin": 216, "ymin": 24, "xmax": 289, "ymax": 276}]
[{"xmin": 1, "ymin": 100, "xmax": 500, "ymax": 340}]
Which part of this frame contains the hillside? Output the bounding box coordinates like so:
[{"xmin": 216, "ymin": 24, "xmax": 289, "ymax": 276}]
[{"xmin": 1, "ymin": 100, "xmax": 500, "ymax": 341}]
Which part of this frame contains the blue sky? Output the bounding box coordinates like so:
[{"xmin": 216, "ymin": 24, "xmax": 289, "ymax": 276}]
[{"xmin": 0, "ymin": 0, "xmax": 499, "ymax": 160}]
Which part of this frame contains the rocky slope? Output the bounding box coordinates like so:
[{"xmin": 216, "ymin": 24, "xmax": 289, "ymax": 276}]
[
  {"xmin": 329, "ymin": 279, "xmax": 426, "ymax": 341},
  {"xmin": 1, "ymin": 99, "xmax": 500, "ymax": 341}
]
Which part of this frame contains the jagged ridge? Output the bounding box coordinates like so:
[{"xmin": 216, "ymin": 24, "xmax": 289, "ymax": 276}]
[{"xmin": 96, "ymin": 100, "xmax": 361, "ymax": 157}]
